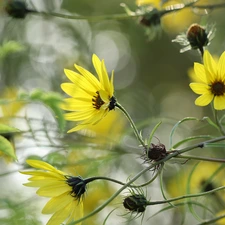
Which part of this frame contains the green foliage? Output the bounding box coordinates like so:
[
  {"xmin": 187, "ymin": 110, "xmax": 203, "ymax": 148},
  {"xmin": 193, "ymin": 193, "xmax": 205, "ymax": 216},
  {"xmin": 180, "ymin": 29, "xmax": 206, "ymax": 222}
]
[
  {"xmin": 0, "ymin": 135, "xmax": 17, "ymax": 160},
  {"xmin": 0, "ymin": 41, "xmax": 25, "ymax": 60},
  {"xmin": 0, "ymin": 198, "xmax": 42, "ymax": 225}
]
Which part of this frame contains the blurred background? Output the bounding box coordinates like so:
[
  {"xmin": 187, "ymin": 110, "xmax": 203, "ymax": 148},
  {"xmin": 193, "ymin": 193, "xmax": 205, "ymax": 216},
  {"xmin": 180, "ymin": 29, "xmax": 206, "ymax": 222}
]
[{"xmin": 1, "ymin": 0, "xmax": 225, "ymax": 224}]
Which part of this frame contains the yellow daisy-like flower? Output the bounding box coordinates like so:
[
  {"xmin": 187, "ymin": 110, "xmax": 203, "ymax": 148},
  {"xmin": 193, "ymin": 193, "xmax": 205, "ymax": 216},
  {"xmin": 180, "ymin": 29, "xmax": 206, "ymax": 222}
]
[
  {"xmin": 20, "ymin": 160, "xmax": 86, "ymax": 225},
  {"xmin": 61, "ymin": 54, "xmax": 116, "ymax": 133},
  {"xmin": 166, "ymin": 161, "xmax": 224, "ymax": 198},
  {"xmin": 190, "ymin": 50, "xmax": 225, "ymax": 110}
]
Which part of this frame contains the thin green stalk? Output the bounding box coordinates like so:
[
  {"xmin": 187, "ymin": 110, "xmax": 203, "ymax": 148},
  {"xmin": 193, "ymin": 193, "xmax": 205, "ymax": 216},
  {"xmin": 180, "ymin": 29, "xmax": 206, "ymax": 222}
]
[
  {"xmin": 176, "ymin": 155, "xmax": 225, "ymax": 163},
  {"xmin": 195, "ymin": 214, "xmax": 225, "ymax": 225},
  {"xmin": 39, "ymin": 12, "xmax": 139, "ymax": 21},
  {"xmin": 214, "ymin": 110, "xmax": 225, "ymax": 135},
  {"xmin": 85, "ymin": 166, "xmax": 161, "ymax": 188},
  {"xmin": 146, "ymin": 185, "xmax": 225, "ymax": 205},
  {"xmin": 116, "ymin": 102, "xmax": 146, "ymax": 148}
]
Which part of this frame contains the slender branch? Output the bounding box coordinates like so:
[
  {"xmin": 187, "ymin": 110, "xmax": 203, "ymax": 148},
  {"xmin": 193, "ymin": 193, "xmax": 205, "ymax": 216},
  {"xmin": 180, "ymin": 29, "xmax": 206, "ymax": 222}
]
[
  {"xmin": 214, "ymin": 110, "xmax": 225, "ymax": 135},
  {"xmin": 146, "ymin": 185, "xmax": 225, "ymax": 206},
  {"xmin": 39, "ymin": 11, "xmax": 139, "ymax": 21},
  {"xmin": 84, "ymin": 166, "xmax": 162, "ymax": 188},
  {"xmin": 195, "ymin": 214, "xmax": 225, "ymax": 225},
  {"xmin": 116, "ymin": 102, "xmax": 146, "ymax": 148},
  {"xmin": 176, "ymin": 155, "xmax": 225, "ymax": 163},
  {"xmin": 193, "ymin": 2, "xmax": 225, "ymax": 10}
]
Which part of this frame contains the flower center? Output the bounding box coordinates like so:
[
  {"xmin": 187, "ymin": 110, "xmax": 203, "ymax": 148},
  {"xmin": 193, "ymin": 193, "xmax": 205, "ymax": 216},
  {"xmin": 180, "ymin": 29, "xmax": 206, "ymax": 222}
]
[
  {"xmin": 92, "ymin": 91, "xmax": 105, "ymax": 109},
  {"xmin": 211, "ymin": 81, "xmax": 225, "ymax": 96},
  {"xmin": 66, "ymin": 176, "xmax": 86, "ymax": 200}
]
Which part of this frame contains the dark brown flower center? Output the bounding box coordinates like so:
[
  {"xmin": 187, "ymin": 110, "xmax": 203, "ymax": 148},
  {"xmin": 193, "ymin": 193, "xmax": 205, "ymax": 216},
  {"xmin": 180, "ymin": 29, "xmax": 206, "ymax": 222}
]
[
  {"xmin": 92, "ymin": 91, "xmax": 105, "ymax": 109},
  {"xmin": 211, "ymin": 81, "xmax": 225, "ymax": 96}
]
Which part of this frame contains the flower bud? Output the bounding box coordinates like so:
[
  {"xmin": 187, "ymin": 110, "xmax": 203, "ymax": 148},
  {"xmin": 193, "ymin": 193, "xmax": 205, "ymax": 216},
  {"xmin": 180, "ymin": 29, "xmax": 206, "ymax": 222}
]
[
  {"xmin": 123, "ymin": 194, "xmax": 148, "ymax": 213},
  {"xmin": 5, "ymin": 0, "xmax": 34, "ymax": 19},
  {"xmin": 172, "ymin": 23, "xmax": 215, "ymax": 53},
  {"xmin": 186, "ymin": 24, "xmax": 208, "ymax": 50}
]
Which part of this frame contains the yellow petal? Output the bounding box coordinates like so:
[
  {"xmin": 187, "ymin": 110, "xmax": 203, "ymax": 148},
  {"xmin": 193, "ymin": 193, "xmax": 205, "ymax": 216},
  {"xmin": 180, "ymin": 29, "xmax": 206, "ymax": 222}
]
[
  {"xmin": 101, "ymin": 59, "xmax": 111, "ymax": 94},
  {"xmin": 194, "ymin": 63, "xmax": 207, "ymax": 83},
  {"xmin": 66, "ymin": 201, "xmax": 83, "ymax": 225},
  {"xmin": 74, "ymin": 64, "xmax": 101, "ymax": 90},
  {"xmin": 64, "ymin": 69, "xmax": 96, "ymax": 91},
  {"xmin": 110, "ymin": 70, "xmax": 114, "ymax": 96},
  {"xmin": 20, "ymin": 171, "xmax": 64, "ymax": 180},
  {"xmin": 67, "ymin": 111, "xmax": 105, "ymax": 133},
  {"xmin": 195, "ymin": 93, "xmax": 214, "ymax": 106},
  {"xmin": 99, "ymin": 90, "xmax": 110, "ymax": 103},
  {"xmin": 46, "ymin": 201, "xmax": 73, "ymax": 225},
  {"xmin": 92, "ymin": 54, "xmax": 102, "ymax": 83},
  {"xmin": 61, "ymin": 83, "xmax": 92, "ymax": 99},
  {"xmin": 24, "ymin": 180, "xmax": 64, "ymax": 187},
  {"xmin": 26, "ymin": 160, "xmax": 64, "ymax": 174},
  {"xmin": 61, "ymin": 98, "xmax": 92, "ymax": 111},
  {"xmin": 189, "ymin": 83, "xmax": 210, "ymax": 94},
  {"xmin": 63, "ymin": 69, "xmax": 97, "ymax": 96},
  {"xmin": 203, "ymin": 50, "xmax": 218, "ymax": 83},
  {"xmin": 64, "ymin": 110, "xmax": 95, "ymax": 121},
  {"xmin": 37, "ymin": 183, "xmax": 71, "ymax": 197},
  {"xmin": 42, "ymin": 192, "xmax": 73, "ymax": 214},
  {"xmin": 217, "ymin": 51, "xmax": 225, "ymax": 82},
  {"xmin": 214, "ymin": 95, "xmax": 225, "ymax": 110}
]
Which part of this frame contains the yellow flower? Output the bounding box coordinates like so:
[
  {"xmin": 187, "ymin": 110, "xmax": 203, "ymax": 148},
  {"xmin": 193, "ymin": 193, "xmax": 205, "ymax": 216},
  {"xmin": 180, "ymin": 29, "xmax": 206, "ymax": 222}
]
[
  {"xmin": 189, "ymin": 50, "xmax": 225, "ymax": 110},
  {"xmin": 61, "ymin": 54, "xmax": 116, "ymax": 133},
  {"xmin": 216, "ymin": 210, "xmax": 225, "ymax": 225},
  {"xmin": 166, "ymin": 162, "xmax": 224, "ymax": 198},
  {"xmin": 20, "ymin": 160, "xmax": 85, "ymax": 225}
]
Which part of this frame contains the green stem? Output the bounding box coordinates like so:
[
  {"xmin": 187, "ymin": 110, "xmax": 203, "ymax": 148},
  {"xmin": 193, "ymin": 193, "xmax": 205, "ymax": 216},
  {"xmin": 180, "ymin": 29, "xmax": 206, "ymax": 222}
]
[
  {"xmin": 176, "ymin": 155, "xmax": 225, "ymax": 163},
  {"xmin": 146, "ymin": 185, "xmax": 225, "ymax": 205},
  {"xmin": 195, "ymin": 214, "xmax": 225, "ymax": 225},
  {"xmin": 85, "ymin": 165, "xmax": 162, "ymax": 188},
  {"xmin": 116, "ymin": 102, "xmax": 146, "ymax": 148},
  {"xmin": 214, "ymin": 110, "xmax": 225, "ymax": 135},
  {"xmin": 39, "ymin": 11, "xmax": 140, "ymax": 21}
]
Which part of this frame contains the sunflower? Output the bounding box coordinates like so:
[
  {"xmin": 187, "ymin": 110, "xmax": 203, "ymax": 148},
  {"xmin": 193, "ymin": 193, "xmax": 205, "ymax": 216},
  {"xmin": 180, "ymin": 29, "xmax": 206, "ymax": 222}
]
[
  {"xmin": 190, "ymin": 50, "xmax": 225, "ymax": 110},
  {"xmin": 20, "ymin": 159, "xmax": 86, "ymax": 225},
  {"xmin": 61, "ymin": 54, "xmax": 116, "ymax": 133}
]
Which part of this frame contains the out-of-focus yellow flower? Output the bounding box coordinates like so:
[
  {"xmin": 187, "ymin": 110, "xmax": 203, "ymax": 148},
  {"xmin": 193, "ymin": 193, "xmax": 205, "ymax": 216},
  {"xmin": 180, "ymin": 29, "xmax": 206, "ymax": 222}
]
[
  {"xmin": 0, "ymin": 88, "xmax": 23, "ymax": 162},
  {"xmin": 80, "ymin": 110, "xmax": 126, "ymax": 145},
  {"xmin": 20, "ymin": 160, "xmax": 85, "ymax": 225},
  {"xmin": 166, "ymin": 161, "xmax": 224, "ymax": 198},
  {"xmin": 216, "ymin": 209, "xmax": 225, "ymax": 225},
  {"xmin": 190, "ymin": 50, "xmax": 225, "ymax": 110},
  {"xmin": 61, "ymin": 54, "xmax": 116, "ymax": 133},
  {"xmin": 0, "ymin": 88, "xmax": 23, "ymax": 120}
]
